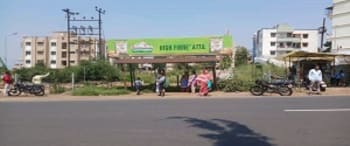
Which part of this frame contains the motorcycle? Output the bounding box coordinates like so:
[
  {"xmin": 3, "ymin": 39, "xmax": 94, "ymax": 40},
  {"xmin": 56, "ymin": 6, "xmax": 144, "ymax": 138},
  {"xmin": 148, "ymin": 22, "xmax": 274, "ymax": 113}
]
[
  {"xmin": 250, "ymin": 79, "xmax": 294, "ymax": 96},
  {"xmin": 8, "ymin": 82, "xmax": 45, "ymax": 96},
  {"xmin": 302, "ymin": 79, "xmax": 327, "ymax": 92}
]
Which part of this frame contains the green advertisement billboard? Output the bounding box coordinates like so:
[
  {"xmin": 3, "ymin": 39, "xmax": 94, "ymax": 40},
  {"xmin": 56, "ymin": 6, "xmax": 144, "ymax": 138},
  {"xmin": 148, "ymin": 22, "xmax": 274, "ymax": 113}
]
[{"xmin": 107, "ymin": 35, "xmax": 232, "ymax": 56}]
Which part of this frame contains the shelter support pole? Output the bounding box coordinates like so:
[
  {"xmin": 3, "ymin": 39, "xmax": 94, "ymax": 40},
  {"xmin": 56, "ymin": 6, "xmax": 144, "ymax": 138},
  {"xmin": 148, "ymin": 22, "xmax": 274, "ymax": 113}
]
[
  {"xmin": 212, "ymin": 65, "xmax": 217, "ymax": 90},
  {"xmin": 333, "ymin": 56, "xmax": 336, "ymax": 75},
  {"xmin": 129, "ymin": 64, "xmax": 134, "ymax": 88}
]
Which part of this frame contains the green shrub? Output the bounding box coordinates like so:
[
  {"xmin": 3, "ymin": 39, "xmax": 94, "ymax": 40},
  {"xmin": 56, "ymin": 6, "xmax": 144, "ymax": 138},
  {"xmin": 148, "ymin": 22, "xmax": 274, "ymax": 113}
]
[
  {"xmin": 50, "ymin": 83, "xmax": 66, "ymax": 94},
  {"xmin": 72, "ymin": 85, "xmax": 130, "ymax": 96},
  {"xmin": 218, "ymin": 78, "xmax": 254, "ymax": 92}
]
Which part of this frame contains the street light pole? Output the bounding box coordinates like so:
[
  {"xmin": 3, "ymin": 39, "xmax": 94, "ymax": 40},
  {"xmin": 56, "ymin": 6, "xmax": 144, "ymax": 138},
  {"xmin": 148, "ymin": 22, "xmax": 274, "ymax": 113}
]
[{"xmin": 4, "ymin": 32, "xmax": 18, "ymax": 67}]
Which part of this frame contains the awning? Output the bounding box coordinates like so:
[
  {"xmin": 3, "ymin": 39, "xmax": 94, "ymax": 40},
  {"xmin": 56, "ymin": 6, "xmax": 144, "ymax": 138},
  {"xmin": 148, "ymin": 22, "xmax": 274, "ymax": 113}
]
[{"xmin": 276, "ymin": 50, "xmax": 350, "ymax": 61}]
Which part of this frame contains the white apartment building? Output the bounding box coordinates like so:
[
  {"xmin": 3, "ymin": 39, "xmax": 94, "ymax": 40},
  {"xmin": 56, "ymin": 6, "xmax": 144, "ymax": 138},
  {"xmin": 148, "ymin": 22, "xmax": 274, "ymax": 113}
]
[
  {"xmin": 254, "ymin": 24, "xmax": 319, "ymax": 59},
  {"xmin": 328, "ymin": 0, "xmax": 350, "ymax": 54},
  {"xmin": 22, "ymin": 32, "xmax": 102, "ymax": 69}
]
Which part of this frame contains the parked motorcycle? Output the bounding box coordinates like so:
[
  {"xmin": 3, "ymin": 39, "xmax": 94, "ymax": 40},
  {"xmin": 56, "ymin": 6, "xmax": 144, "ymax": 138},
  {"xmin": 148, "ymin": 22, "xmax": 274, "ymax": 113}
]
[
  {"xmin": 8, "ymin": 82, "xmax": 45, "ymax": 96},
  {"xmin": 250, "ymin": 79, "xmax": 293, "ymax": 96}
]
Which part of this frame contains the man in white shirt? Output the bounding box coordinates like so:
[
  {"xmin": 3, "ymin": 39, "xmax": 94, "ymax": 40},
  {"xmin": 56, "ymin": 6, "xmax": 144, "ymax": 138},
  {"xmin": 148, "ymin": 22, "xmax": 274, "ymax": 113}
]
[{"xmin": 308, "ymin": 65, "xmax": 322, "ymax": 93}]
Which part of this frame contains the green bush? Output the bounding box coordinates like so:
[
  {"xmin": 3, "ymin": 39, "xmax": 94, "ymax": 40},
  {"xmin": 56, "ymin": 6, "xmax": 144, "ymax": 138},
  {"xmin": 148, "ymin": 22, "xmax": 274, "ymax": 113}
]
[
  {"xmin": 14, "ymin": 60, "xmax": 121, "ymax": 83},
  {"xmin": 218, "ymin": 78, "xmax": 254, "ymax": 92},
  {"xmin": 218, "ymin": 64, "xmax": 286, "ymax": 92},
  {"xmin": 72, "ymin": 85, "xmax": 130, "ymax": 96}
]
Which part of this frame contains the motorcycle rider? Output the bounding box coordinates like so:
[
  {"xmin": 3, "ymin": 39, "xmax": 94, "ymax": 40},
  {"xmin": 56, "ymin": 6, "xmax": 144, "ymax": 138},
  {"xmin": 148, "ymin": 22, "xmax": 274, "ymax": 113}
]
[
  {"xmin": 2, "ymin": 71, "xmax": 13, "ymax": 96},
  {"xmin": 308, "ymin": 64, "xmax": 322, "ymax": 94}
]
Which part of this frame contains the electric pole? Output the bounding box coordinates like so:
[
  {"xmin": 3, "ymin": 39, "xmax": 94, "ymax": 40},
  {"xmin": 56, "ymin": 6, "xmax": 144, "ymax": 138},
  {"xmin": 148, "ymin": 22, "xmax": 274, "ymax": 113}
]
[
  {"xmin": 62, "ymin": 8, "xmax": 79, "ymax": 67},
  {"xmin": 319, "ymin": 17, "xmax": 327, "ymax": 52},
  {"xmin": 95, "ymin": 6, "xmax": 106, "ymax": 59}
]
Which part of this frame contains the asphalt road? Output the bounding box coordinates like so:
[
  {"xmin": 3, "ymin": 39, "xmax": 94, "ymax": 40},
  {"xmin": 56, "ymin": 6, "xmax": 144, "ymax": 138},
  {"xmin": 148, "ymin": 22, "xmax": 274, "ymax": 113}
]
[{"xmin": 1, "ymin": 96, "xmax": 350, "ymax": 146}]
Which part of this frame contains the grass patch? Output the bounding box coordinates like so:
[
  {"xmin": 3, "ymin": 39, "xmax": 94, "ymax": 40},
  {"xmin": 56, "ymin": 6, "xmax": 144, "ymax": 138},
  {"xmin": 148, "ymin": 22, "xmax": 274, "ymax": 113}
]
[{"xmin": 72, "ymin": 85, "xmax": 130, "ymax": 96}]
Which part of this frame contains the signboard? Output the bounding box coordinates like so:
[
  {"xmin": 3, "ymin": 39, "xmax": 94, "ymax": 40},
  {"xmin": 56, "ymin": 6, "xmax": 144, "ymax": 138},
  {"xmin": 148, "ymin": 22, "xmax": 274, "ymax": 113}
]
[{"xmin": 107, "ymin": 35, "xmax": 232, "ymax": 56}]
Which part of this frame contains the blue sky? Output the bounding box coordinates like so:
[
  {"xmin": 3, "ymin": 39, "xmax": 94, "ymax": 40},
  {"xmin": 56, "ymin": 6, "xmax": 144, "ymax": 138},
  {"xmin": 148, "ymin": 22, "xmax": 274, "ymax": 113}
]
[{"xmin": 0, "ymin": 0, "xmax": 332, "ymax": 68}]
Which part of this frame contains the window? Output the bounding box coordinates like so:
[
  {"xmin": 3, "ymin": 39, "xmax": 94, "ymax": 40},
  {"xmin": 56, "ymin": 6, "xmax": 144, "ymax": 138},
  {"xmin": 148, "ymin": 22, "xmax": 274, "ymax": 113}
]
[
  {"xmin": 294, "ymin": 43, "xmax": 301, "ymax": 48},
  {"xmin": 69, "ymin": 60, "xmax": 75, "ymax": 64},
  {"xmin": 69, "ymin": 51, "xmax": 75, "ymax": 54},
  {"xmin": 62, "ymin": 52, "xmax": 67, "ymax": 58},
  {"xmin": 270, "ymin": 33, "xmax": 276, "ymax": 37},
  {"xmin": 51, "ymin": 51, "xmax": 56, "ymax": 55},
  {"xmin": 37, "ymin": 51, "xmax": 44, "ymax": 55},
  {"xmin": 286, "ymin": 42, "xmax": 292, "ymax": 47},
  {"xmin": 37, "ymin": 42, "xmax": 44, "ymax": 46},
  {"xmin": 25, "ymin": 42, "xmax": 31, "ymax": 46},
  {"xmin": 25, "ymin": 60, "xmax": 31, "ymax": 64},
  {"xmin": 25, "ymin": 51, "xmax": 31, "ymax": 56},
  {"xmin": 303, "ymin": 34, "xmax": 309, "ymax": 39},
  {"xmin": 62, "ymin": 42, "xmax": 67, "ymax": 49},
  {"xmin": 287, "ymin": 33, "xmax": 292, "ymax": 37},
  {"xmin": 37, "ymin": 60, "xmax": 44, "ymax": 64},
  {"xmin": 62, "ymin": 61, "xmax": 67, "ymax": 66},
  {"xmin": 302, "ymin": 42, "xmax": 308, "ymax": 47},
  {"xmin": 50, "ymin": 60, "xmax": 56, "ymax": 64},
  {"xmin": 51, "ymin": 42, "xmax": 57, "ymax": 47},
  {"xmin": 270, "ymin": 42, "xmax": 276, "ymax": 46},
  {"xmin": 270, "ymin": 51, "xmax": 276, "ymax": 55},
  {"xmin": 278, "ymin": 43, "xmax": 285, "ymax": 48}
]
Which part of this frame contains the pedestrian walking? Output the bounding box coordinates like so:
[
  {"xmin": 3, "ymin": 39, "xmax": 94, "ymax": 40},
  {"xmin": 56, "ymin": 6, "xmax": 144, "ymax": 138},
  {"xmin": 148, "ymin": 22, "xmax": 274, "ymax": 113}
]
[{"xmin": 196, "ymin": 68, "xmax": 212, "ymax": 96}]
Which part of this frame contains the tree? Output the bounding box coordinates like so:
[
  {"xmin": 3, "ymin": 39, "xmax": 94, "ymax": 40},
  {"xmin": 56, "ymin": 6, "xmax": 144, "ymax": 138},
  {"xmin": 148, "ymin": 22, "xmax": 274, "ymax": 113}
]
[
  {"xmin": 219, "ymin": 56, "xmax": 232, "ymax": 70},
  {"xmin": 234, "ymin": 46, "xmax": 249, "ymax": 67}
]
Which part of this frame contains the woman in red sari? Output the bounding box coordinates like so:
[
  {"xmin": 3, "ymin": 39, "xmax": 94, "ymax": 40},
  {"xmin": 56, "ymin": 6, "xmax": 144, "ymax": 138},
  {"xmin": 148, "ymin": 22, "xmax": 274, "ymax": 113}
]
[{"xmin": 196, "ymin": 69, "xmax": 212, "ymax": 96}]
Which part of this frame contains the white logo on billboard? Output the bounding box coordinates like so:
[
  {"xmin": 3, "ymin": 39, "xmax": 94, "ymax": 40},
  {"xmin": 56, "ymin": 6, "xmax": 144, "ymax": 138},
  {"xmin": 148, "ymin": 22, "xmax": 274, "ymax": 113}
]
[
  {"xmin": 210, "ymin": 38, "xmax": 223, "ymax": 52},
  {"xmin": 116, "ymin": 41, "xmax": 127, "ymax": 54}
]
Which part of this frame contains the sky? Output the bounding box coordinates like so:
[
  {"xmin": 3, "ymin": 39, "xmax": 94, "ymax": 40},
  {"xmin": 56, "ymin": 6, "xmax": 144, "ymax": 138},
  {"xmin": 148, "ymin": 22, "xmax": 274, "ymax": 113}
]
[{"xmin": 0, "ymin": 0, "xmax": 332, "ymax": 68}]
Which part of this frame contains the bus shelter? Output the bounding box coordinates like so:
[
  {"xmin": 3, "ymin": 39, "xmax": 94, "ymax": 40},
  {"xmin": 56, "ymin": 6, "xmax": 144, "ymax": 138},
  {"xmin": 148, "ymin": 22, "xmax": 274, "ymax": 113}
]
[{"xmin": 278, "ymin": 50, "xmax": 350, "ymax": 85}]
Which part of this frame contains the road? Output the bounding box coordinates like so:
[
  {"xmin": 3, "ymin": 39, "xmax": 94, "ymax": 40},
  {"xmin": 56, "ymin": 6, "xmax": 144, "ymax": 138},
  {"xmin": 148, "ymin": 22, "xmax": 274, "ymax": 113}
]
[{"xmin": 1, "ymin": 96, "xmax": 350, "ymax": 146}]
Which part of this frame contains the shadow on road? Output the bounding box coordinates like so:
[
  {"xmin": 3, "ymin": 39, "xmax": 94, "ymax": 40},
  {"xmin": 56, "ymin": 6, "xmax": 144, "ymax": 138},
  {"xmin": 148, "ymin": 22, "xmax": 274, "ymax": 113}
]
[{"xmin": 168, "ymin": 117, "xmax": 274, "ymax": 146}]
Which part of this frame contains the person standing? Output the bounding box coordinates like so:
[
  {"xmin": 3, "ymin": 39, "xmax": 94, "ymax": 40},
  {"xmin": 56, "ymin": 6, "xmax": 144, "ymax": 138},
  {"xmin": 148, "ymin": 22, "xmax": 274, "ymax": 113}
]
[
  {"xmin": 156, "ymin": 69, "xmax": 166, "ymax": 96},
  {"xmin": 335, "ymin": 70, "xmax": 345, "ymax": 86},
  {"xmin": 2, "ymin": 71, "xmax": 13, "ymax": 96},
  {"xmin": 134, "ymin": 77, "xmax": 143, "ymax": 95},
  {"xmin": 308, "ymin": 65, "xmax": 322, "ymax": 94},
  {"xmin": 180, "ymin": 74, "xmax": 189, "ymax": 92},
  {"xmin": 188, "ymin": 71, "xmax": 197, "ymax": 94}
]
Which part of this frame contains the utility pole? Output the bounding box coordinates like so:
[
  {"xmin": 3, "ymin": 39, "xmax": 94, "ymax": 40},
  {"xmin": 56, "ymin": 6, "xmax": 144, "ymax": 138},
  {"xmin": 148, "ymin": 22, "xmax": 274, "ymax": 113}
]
[
  {"xmin": 62, "ymin": 8, "xmax": 79, "ymax": 67},
  {"xmin": 319, "ymin": 17, "xmax": 327, "ymax": 52},
  {"xmin": 62, "ymin": 7, "xmax": 105, "ymax": 67},
  {"xmin": 95, "ymin": 6, "xmax": 106, "ymax": 59}
]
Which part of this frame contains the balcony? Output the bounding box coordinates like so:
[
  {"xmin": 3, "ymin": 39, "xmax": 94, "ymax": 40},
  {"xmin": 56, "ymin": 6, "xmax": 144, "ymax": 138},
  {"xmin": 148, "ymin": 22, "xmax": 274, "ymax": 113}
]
[
  {"xmin": 276, "ymin": 37, "xmax": 301, "ymax": 42},
  {"xmin": 25, "ymin": 46, "xmax": 32, "ymax": 51},
  {"xmin": 276, "ymin": 47, "xmax": 300, "ymax": 51},
  {"xmin": 50, "ymin": 47, "xmax": 57, "ymax": 52},
  {"xmin": 25, "ymin": 55, "xmax": 32, "ymax": 60}
]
